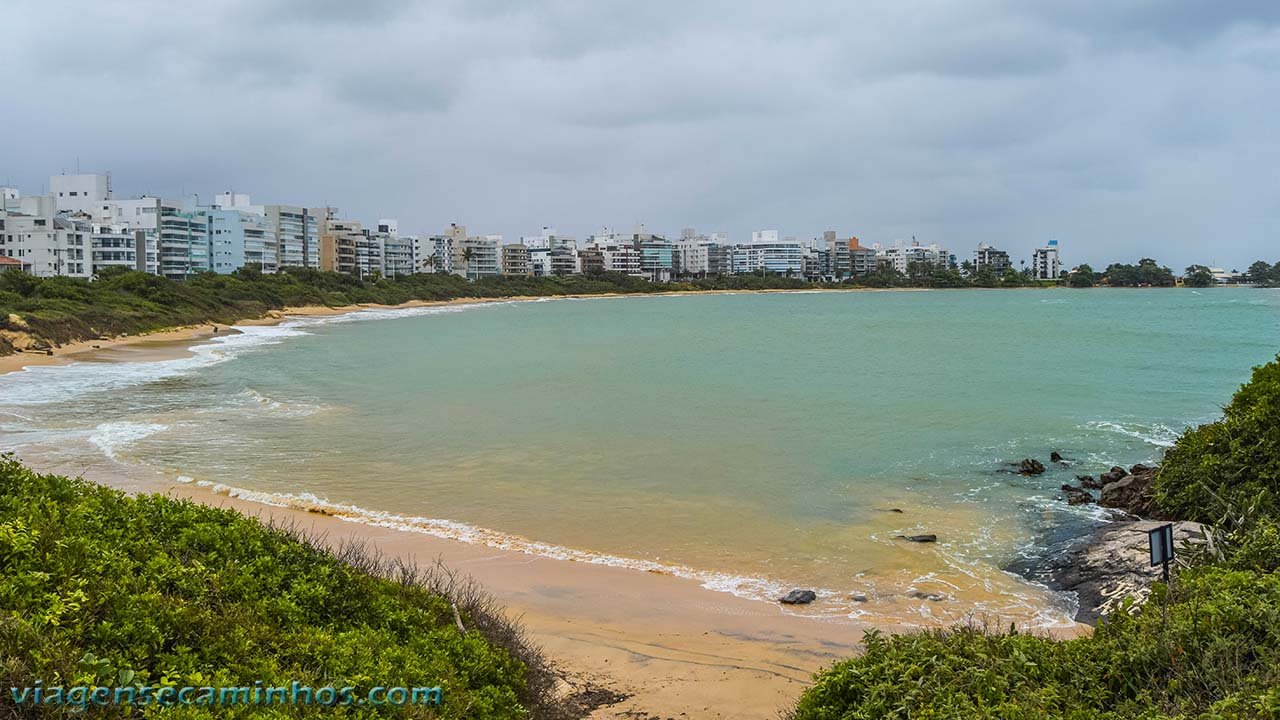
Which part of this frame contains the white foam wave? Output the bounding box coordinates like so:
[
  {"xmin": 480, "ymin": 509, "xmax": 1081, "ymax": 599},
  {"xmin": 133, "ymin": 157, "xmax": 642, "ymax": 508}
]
[
  {"xmin": 282, "ymin": 301, "xmax": 513, "ymax": 329},
  {"xmin": 88, "ymin": 421, "xmax": 169, "ymax": 461},
  {"xmin": 233, "ymin": 388, "xmax": 324, "ymax": 418},
  {"xmin": 191, "ymin": 479, "xmax": 839, "ymax": 612},
  {"xmin": 1085, "ymin": 420, "xmax": 1180, "ymax": 448},
  {"xmin": 0, "ymin": 324, "xmax": 308, "ymax": 406},
  {"xmin": 0, "ymin": 302, "xmax": 517, "ymax": 407}
]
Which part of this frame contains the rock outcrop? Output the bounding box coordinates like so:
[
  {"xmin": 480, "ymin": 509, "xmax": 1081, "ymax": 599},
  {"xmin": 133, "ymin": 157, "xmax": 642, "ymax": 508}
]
[
  {"xmin": 1032, "ymin": 520, "xmax": 1205, "ymax": 624},
  {"xmin": 1060, "ymin": 484, "xmax": 1095, "ymax": 505},
  {"xmin": 1018, "ymin": 458, "xmax": 1046, "ymax": 475},
  {"xmin": 897, "ymin": 533, "xmax": 937, "ymax": 543},
  {"xmin": 779, "ymin": 589, "xmax": 817, "ymax": 605},
  {"xmin": 1099, "ymin": 464, "xmax": 1159, "ymax": 516}
]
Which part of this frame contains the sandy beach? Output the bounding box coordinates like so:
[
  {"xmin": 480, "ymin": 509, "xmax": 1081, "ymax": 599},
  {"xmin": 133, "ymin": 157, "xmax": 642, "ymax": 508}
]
[{"xmin": 1, "ymin": 291, "xmax": 1087, "ymax": 719}]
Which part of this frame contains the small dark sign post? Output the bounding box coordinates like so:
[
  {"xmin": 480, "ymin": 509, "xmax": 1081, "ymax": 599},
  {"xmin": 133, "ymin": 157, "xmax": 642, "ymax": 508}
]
[{"xmin": 1148, "ymin": 523, "xmax": 1175, "ymax": 583}]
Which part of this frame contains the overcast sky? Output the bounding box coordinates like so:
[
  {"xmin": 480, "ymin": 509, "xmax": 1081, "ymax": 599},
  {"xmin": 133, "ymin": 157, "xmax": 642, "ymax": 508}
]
[{"xmin": 2, "ymin": 1, "xmax": 1278, "ymax": 269}]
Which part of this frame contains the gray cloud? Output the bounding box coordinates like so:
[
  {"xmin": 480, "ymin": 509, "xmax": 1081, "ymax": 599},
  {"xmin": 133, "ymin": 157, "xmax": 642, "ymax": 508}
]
[{"xmin": 1, "ymin": 0, "xmax": 1277, "ymax": 269}]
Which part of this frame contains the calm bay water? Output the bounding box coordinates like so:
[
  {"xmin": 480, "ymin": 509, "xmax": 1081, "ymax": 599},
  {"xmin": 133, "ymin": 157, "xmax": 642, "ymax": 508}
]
[{"xmin": 3, "ymin": 288, "xmax": 1278, "ymax": 626}]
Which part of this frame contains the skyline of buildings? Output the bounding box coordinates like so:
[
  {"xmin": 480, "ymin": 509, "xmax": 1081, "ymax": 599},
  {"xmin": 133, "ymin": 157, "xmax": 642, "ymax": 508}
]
[{"xmin": 0, "ymin": 169, "xmax": 1226, "ymax": 286}]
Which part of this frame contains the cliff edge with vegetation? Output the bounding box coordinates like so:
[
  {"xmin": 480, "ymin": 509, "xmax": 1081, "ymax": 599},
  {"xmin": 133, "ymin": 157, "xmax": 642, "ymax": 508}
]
[{"xmin": 790, "ymin": 354, "xmax": 1280, "ymax": 719}]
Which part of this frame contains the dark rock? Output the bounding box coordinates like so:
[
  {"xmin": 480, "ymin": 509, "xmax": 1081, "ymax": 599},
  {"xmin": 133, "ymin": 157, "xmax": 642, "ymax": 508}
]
[
  {"xmin": 779, "ymin": 589, "xmax": 817, "ymax": 605},
  {"xmin": 1017, "ymin": 458, "xmax": 1046, "ymax": 475},
  {"xmin": 1060, "ymin": 484, "xmax": 1095, "ymax": 505},
  {"xmin": 1100, "ymin": 466, "xmax": 1128, "ymax": 485},
  {"xmin": 1050, "ymin": 451, "xmax": 1063, "ymax": 463},
  {"xmin": 1077, "ymin": 474, "xmax": 1103, "ymax": 490},
  {"xmin": 1129, "ymin": 463, "xmax": 1155, "ymax": 476},
  {"xmin": 897, "ymin": 534, "xmax": 937, "ymax": 543},
  {"xmin": 849, "ymin": 593, "xmax": 868, "ymax": 602},
  {"xmin": 908, "ymin": 590, "xmax": 946, "ymax": 602},
  {"xmin": 1099, "ymin": 471, "xmax": 1156, "ymax": 515}
]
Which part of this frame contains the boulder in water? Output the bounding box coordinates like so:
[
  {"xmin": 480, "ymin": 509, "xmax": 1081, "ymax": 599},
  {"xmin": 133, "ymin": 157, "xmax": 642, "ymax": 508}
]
[
  {"xmin": 779, "ymin": 589, "xmax": 817, "ymax": 605},
  {"xmin": 1018, "ymin": 458, "xmax": 1046, "ymax": 475},
  {"xmin": 1060, "ymin": 484, "xmax": 1095, "ymax": 505}
]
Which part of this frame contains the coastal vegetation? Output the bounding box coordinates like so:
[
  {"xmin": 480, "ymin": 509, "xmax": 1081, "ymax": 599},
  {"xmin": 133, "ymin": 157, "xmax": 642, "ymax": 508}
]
[
  {"xmin": 0, "ymin": 454, "xmax": 577, "ymax": 718},
  {"xmin": 791, "ymin": 354, "xmax": 1280, "ymax": 719},
  {"xmin": 4, "ymin": 258, "xmax": 1271, "ymax": 358}
]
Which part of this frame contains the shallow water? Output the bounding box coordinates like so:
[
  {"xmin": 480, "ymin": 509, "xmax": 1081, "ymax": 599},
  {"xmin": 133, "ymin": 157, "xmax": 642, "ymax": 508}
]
[{"xmin": 3, "ymin": 288, "xmax": 1278, "ymax": 626}]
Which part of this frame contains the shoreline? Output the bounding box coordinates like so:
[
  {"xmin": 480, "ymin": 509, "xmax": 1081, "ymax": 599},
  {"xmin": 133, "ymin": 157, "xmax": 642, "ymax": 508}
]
[
  {"xmin": 57, "ymin": 460, "xmax": 1088, "ymax": 719},
  {"xmin": 0, "ymin": 286, "xmax": 928, "ymax": 378},
  {"xmin": 1, "ymin": 289, "xmax": 1095, "ymax": 718}
]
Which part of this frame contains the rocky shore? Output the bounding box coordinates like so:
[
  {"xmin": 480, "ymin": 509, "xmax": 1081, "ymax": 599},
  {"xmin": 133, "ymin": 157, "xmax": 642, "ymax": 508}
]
[{"xmin": 1011, "ymin": 458, "xmax": 1205, "ymax": 624}]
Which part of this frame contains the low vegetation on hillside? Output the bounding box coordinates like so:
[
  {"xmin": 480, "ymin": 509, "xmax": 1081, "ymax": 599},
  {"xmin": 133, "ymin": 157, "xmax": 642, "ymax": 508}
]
[
  {"xmin": 791, "ymin": 354, "xmax": 1280, "ymax": 720},
  {"xmin": 0, "ymin": 456, "xmax": 576, "ymax": 718}
]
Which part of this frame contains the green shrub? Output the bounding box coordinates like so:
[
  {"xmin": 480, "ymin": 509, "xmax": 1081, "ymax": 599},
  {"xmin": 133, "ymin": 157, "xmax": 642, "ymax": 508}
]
[
  {"xmin": 792, "ymin": 355, "xmax": 1280, "ymax": 720},
  {"xmin": 0, "ymin": 456, "xmax": 568, "ymax": 718},
  {"xmin": 1154, "ymin": 354, "xmax": 1280, "ymax": 524}
]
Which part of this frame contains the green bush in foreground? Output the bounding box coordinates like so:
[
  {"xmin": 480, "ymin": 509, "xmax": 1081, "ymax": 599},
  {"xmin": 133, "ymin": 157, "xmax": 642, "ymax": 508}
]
[
  {"xmin": 0, "ymin": 456, "xmax": 565, "ymax": 718},
  {"xmin": 793, "ymin": 355, "xmax": 1280, "ymax": 720},
  {"xmin": 1154, "ymin": 355, "xmax": 1280, "ymax": 525}
]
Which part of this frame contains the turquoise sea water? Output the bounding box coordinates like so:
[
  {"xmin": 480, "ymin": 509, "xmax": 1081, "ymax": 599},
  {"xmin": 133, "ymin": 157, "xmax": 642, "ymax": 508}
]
[{"xmin": 3, "ymin": 288, "xmax": 1278, "ymax": 625}]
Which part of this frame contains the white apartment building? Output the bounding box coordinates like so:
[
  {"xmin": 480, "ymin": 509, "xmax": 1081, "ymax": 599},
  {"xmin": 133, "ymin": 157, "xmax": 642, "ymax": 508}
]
[
  {"xmin": 751, "ymin": 229, "xmax": 780, "ymax": 245},
  {"xmin": 450, "ymin": 224, "xmax": 500, "ymax": 279},
  {"xmin": 0, "ymin": 196, "xmax": 91, "ymax": 278},
  {"xmin": 731, "ymin": 241, "xmax": 804, "ymax": 275},
  {"xmin": 1032, "ymin": 240, "xmax": 1062, "ymax": 280},
  {"xmin": 874, "ymin": 240, "xmax": 950, "ymax": 273},
  {"xmin": 417, "ymin": 235, "xmax": 453, "ymax": 273},
  {"xmin": 205, "ymin": 207, "xmax": 277, "ymax": 274},
  {"xmin": 91, "ymin": 222, "xmax": 157, "ymax": 275},
  {"xmin": 376, "ymin": 219, "xmax": 416, "ymax": 277},
  {"xmin": 51, "ymin": 173, "xmax": 111, "ymax": 214},
  {"xmin": 266, "ymin": 205, "xmax": 320, "ymax": 269}
]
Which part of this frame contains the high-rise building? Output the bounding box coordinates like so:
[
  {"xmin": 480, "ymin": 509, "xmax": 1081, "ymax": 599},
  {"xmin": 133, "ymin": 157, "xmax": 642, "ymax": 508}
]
[
  {"xmin": 501, "ymin": 243, "xmax": 531, "ymax": 275},
  {"xmin": 848, "ymin": 237, "xmax": 877, "ymax": 276},
  {"xmin": 973, "ymin": 243, "xmax": 1012, "ymax": 275},
  {"xmin": 874, "ymin": 240, "xmax": 949, "ymax": 273},
  {"xmin": 266, "ymin": 205, "xmax": 320, "ymax": 269},
  {"xmin": 0, "ymin": 195, "xmax": 91, "ymax": 278},
  {"xmin": 1032, "ymin": 240, "xmax": 1062, "ymax": 280}
]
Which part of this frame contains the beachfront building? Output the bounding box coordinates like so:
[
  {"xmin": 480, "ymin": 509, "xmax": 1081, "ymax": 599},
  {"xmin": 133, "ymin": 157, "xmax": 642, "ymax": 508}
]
[
  {"xmin": 90, "ymin": 221, "xmax": 156, "ymax": 275},
  {"xmin": 449, "ymin": 226, "xmax": 501, "ymax": 280},
  {"xmin": 415, "ymin": 235, "xmax": 452, "ymax": 274},
  {"xmin": 973, "ymin": 243, "xmax": 1012, "ymax": 275},
  {"xmin": 577, "ymin": 247, "xmax": 604, "ymax": 275},
  {"xmin": 50, "ymin": 173, "xmax": 111, "ymax": 214},
  {"xmin": 0, "ymin": 195, "xmax": 91, "ymax": 278},
  {"xmin": 849, "ymin": 237, "xmax": 877, "ymax": 277},
  {"xmin": 820, "ymin": 230, "xmax": 851, "ymax": 281},
  {"xmin": 874, "ymin": 240, "xmax": 950, "ymax": 273},
  {"xmin": 316, "ymin": 211, "xmax": 362, "ymax": 276},
  {"xmin": 204, "ymin": 206, "xmax": 278, "ymax": 274},
  {"xmin": 374, "ymin": 219, "xmax": 415, "ymax": 277},
  {"xmin": 266, "ymin": 205, "xmax": 320, "ymax": 269},
  {"xmin": 96, "ymin": 197, "xmax": 205, "ymax": 279},
  {"xmin": 1032, "ymin": 240, "xmax": 1062, "ymax": 281},
  {"xmin": 501, "ymin": 243, "xmax": 531, "ymax": 275},
  {"xmin": 674, "ymin": 229, "xmax": 733, "ymax": 279},
  {"xmin": 733, "ymin": 231, "xmax": 805, "ymax": 276}
]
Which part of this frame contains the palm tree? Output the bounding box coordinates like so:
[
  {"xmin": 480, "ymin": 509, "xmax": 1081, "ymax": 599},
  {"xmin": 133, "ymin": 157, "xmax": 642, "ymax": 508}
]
[{"xmin": 462, "ymin": 247, "xmax": 476, "ymax": 280}]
